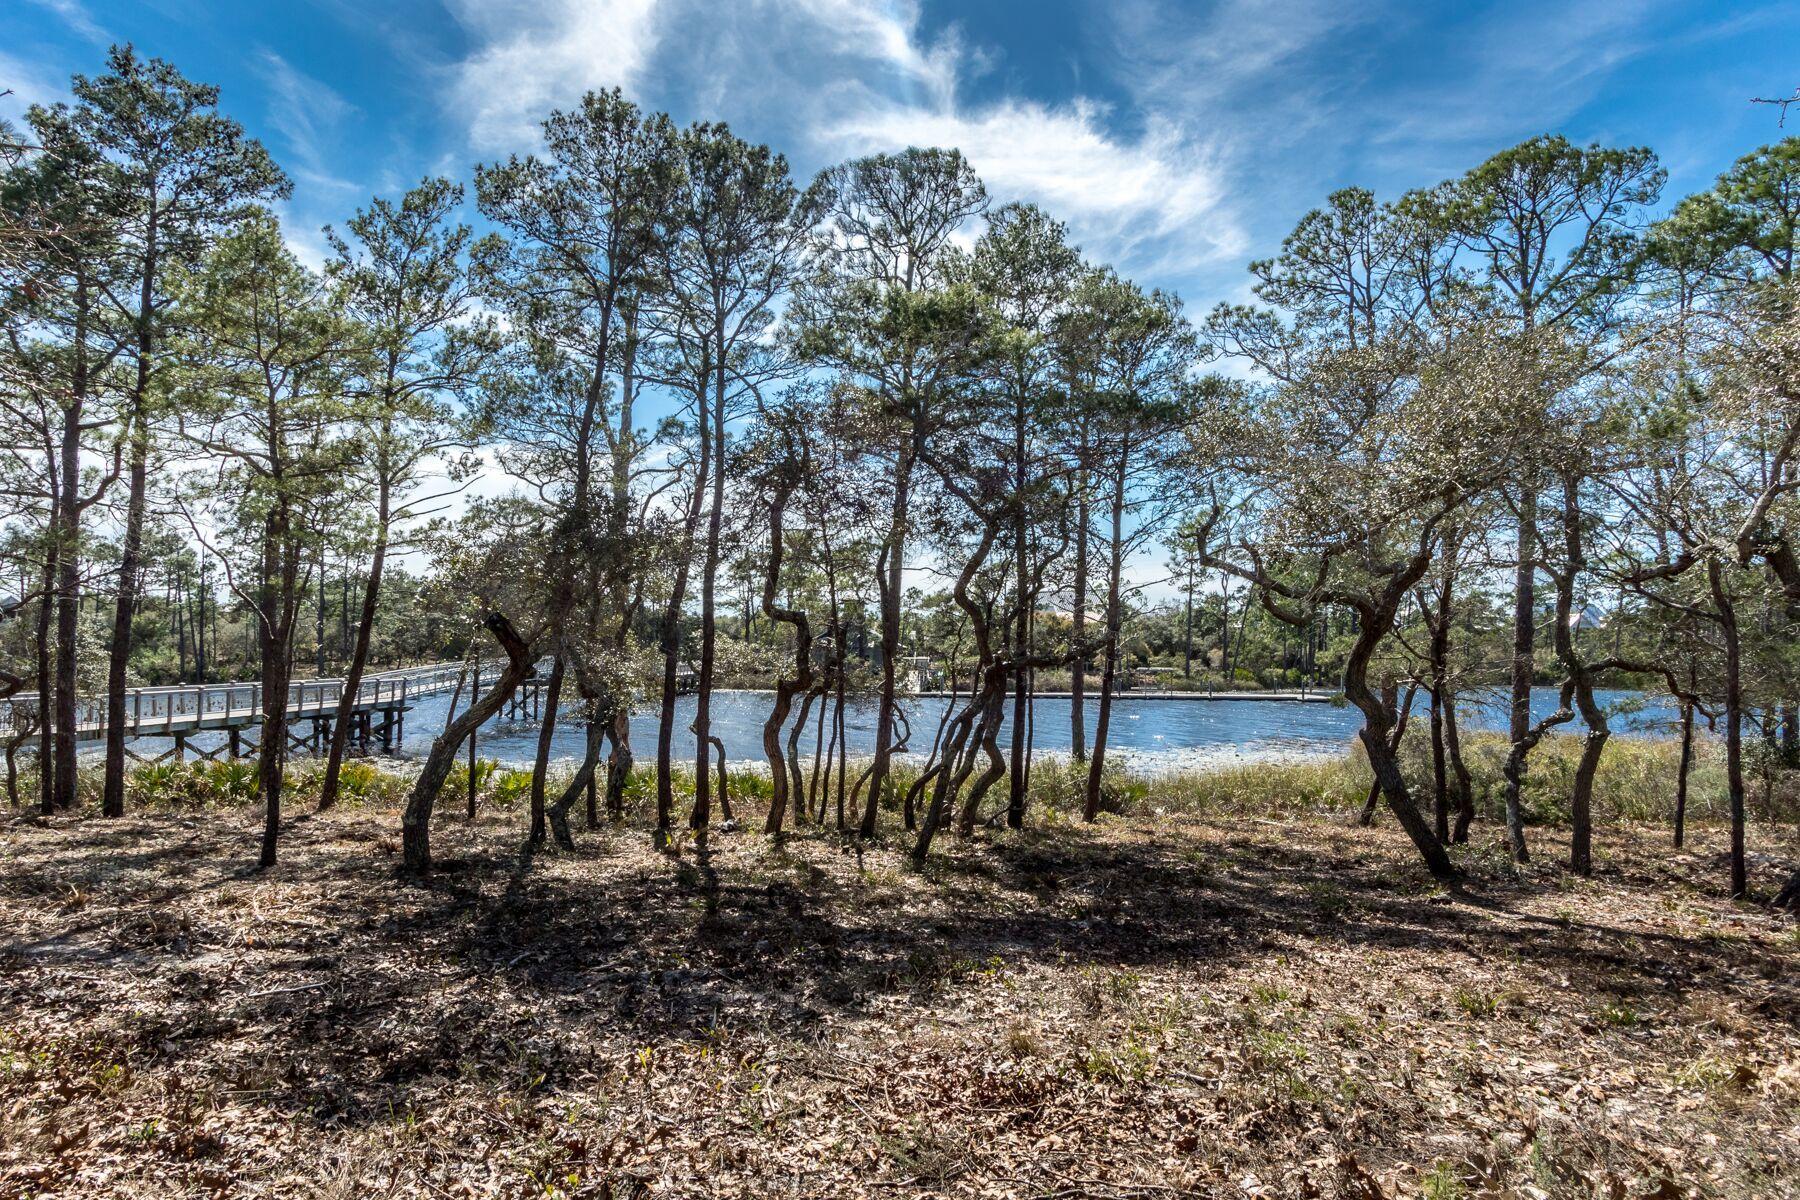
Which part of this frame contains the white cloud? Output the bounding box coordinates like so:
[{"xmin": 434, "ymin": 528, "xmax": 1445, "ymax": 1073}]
[
  {"xmin": 438, "ymin": 0, "xmax": 1243, "ymax": 277},
  {"xmin": 446, "ymin": 0, "xmax": 664, "ymax": 150},
  {"xmin": 260, "ymin": 50, "xmax": 359, "ymax": 192},
  {"xmin": 0, "ymin": 49, "xmax": 70, "ymax": 117},
  {"xmin": 774, "ymin": 0, "xmax": 958, "ymax": 105},
  {"xmin": 825, "ymin": 98, "xmax": 1243, "ymax": 274},
  {"xmin": 26, "ymin": 0, "xmax": 109, "ymax": 46}
]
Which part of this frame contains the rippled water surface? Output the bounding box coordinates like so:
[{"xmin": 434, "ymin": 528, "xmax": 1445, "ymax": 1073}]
[{"xmin": 301, "ymin": 685, "xmax": 1683, "ymax": 772}]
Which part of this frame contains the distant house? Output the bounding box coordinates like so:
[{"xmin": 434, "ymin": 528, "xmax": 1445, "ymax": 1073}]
[{"xmin": 899, "ymin": 655, "xmax": 938, "ymax": 694}]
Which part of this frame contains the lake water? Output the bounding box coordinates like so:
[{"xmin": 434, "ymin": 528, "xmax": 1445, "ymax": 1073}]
[{"xmin": 269, "ymin": 684, "xmax": 1682, "ymax": 773}]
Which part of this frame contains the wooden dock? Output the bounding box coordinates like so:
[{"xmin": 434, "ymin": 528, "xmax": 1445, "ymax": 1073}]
[{"xmin": 0, "ymin": 662, "xmax": 471, "ymax": 762}]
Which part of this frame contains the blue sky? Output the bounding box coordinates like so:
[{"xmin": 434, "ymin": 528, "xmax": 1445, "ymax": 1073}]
[{"xmin": 6, "ymin": 0, "xmax": 1799, "ymax": 314}]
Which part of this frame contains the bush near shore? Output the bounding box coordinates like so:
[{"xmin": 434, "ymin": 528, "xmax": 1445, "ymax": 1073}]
[{"xmin": 15, "ymin": 728, "xmax": 1789, "ymax": 838}]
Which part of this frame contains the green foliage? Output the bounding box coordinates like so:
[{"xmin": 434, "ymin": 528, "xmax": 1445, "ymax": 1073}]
[
  {"xmin": 128, "ymin": 759, "xmax": 258, "ymax": 809},
  {"xmin": 490, "ymin": 767, "xmax": 533, "ymax": 808}
]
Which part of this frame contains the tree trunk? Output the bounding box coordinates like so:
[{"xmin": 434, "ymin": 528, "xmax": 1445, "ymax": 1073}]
[
  {"xmin": 1708, "ymin": 561, "xmax": 1747, "ymax": 899},
  {"xmin": 1083, "ymin": 447, "xmax": 1128, "ymax": 823},
  {"xmin": 1556, "ymin": 474, "xmax": 1607, "ymax": 877},
  {"xmin": 1070, "ymin": 453, "xmax": 1089, "ymax": 762},
  {"xmin": 1429, "ymin": 683, "xmax": 1449, "ymax": 844},
  {"xmin": 1503, "ymin": 483, "xmax": 1538, "ymax": 863},
  {"xmin": 1008, "ymin": 387, "xmax": 1030, "ymax": 829},
  {"xmin": 547, "ymin": 701, "xmax": 606, "ymax": 850},
  {"xmin": 1182, "ymin": 566, "xmax": 1195, "ymax": 678},
  {"xmin": 690, "ymin": 360, "xmax": 729, "ymax": 832},
  {"xmin": 862, "ymin": 439, "xmax": 914, "ymax": 839},
  {"xmin": 320, "ymin": 473, "xmax": 390, "ymax": 811},
  {"xmin": 760, "ymin": 472, "xmax": 812, "ymax": 837},
  {"xmin": 1343, "ymin": 609, "xmax": 1458, "ymax": 881},
  {"xmin": 1674, "ymin": 700, "xmax": 1693, "ymax": 849},
  {"xmin": 36, "ymin": 541, "xmax": 57, "ymax": 815},
  {"xmin": 102, "ymin": 213, "xmax": 160, "ymax": 822},
  {"xmin": 1359, "ymin": 681, "xmax": 1415, "ymax": 827},
  {"xmin": 52, "ymin": 360, "xmax": 83, "ymax": 813},
  {"xmin": 101, "ymin": 410, "xmax": 150, "ymax": 819},
  {"xmin": 530, "ymin": 654, "xmax": 565, "ymax": 845},
  {"xmin": 402, "ymin": 614, "xmax": 535, "ymax": 872},
  {"xmin": 256, "ymin": 501, "xmax": 302, "ymax": 870}
]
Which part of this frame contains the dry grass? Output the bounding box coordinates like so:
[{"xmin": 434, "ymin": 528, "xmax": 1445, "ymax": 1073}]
[{"xmin": 0, "ymin": 797, "xmax": 1795, "ymax": 1199}]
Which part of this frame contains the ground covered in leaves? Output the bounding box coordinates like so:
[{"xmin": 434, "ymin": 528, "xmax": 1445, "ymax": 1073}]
[{"xmin": 1, "ymin": 799, "xmax": 1796, "ymax": 1199}]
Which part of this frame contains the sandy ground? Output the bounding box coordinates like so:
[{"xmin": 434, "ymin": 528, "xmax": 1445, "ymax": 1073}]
[{"xmin": 0, "ymin": 800, "xmax": 1796, "ymax": 1199}]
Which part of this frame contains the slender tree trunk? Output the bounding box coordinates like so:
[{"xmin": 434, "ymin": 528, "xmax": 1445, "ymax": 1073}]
[
  {"xmin": 913, "ymin": 520, "xmax": 1002, "ymax": 860},
  {"xmin": 1359, "ymin": 681, "xmax": 1415, "ymax": 827},
  {"xmin": 194, "ymin": 569, "xmax": 208, "ymax": 685},
  {"xmin": 759, "ymin": 473, "xmax": 812, "ymax": 837},
  {"xmin": 604, "ymin": 705, "xmax": 632, "ymax": 820},
  {"xmin": 1554, "ymin": 475, "xmax": 1607, "ymax": 877},
  {"xmin": 315, "ymin": 542, "xmax": 327, "ymax": 677},
  {"xmin": 690, "ymin": 361, "xmax": 729, "ymax": 832},
  {"xmin": 547, "ymin": 713, "xmax": 607, "ymax": 850},
  {"xmin": 256, "ymin": 502, "xmax": 301, "ymax": 870},
  {"xmin": 1430, "ymin": 684, "xmax": 1449, "ymax": 843},
  {"xmin": 103, "ymin": 214, "xmax": 160, "ymax": 821},
  {"xmin": 1217, "ymin": 580, "xmax": 1232, "ymax": 684},
  {"xmin": 101, "ymin": 410, "xmax": 150, "ymax": 820},
  {"xmin": 53, "ymin": 281, "xmax": 89, "ymax": 813},
  {"xmin": 1070, "ymin": 448, "xmax": 1089, "ymax": 762},
  {"xmin": 321, "ymin": 472, "xmax": 391, "ymax": 811},
  {"xmin": 530, "ymin": 654, "xmax": 565, "ymax": 845},
  {"xmin": 1008, "ymin": 388, "xmax": 1030, "ymax": 828},
  {"xmin": 1503, "ymin": 484, "xmax": 1538, "ymax": 863},
  {"xmin": 1709, "ymin": 561, "xmax": 1747, "ymax": 899},
  {"xmin": 655, "ymin": 460, "xmax": 707, "ymax": 841},
  {"xmin": 1083, "ymin": 447, "xmax": 1128, "ymax": 822},
  {"xmin": 36, "ymin": 541, "xmax": 57, "ymax": 815},
  {"xmin": 1674, "ymin": 700, "xmax": 1694, "ymax": 849},
  {"xmin": 863, "ymin": 439, "xmax": 914, "ymax": 839},
  {"xmin": 1182, "ymin": 566, "xmax": 1195, "ymax": 678}
]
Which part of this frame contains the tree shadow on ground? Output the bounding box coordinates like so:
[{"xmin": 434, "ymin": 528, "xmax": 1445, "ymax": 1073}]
[{"xmin": 0, "ymin": 805, "xmax": 1793, "ymax": 1133}]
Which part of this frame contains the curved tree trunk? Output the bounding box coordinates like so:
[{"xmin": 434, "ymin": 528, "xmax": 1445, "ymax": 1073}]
[
  {"xmin": 755, "ymin": 455, "xmax": 812, "ymax": 836},
  {"xmin": 402, "ymin": 613, "xmax": 535, "ymax": 873},
  {"xmin": 1343, "ymin": 611, "xmax": 1457, "ymax": 881}
]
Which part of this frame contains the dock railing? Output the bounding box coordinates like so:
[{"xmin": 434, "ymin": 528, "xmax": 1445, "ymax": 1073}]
[{"xmin": 0, "ymin": 661, "xmax": 471, "ymax": 742}]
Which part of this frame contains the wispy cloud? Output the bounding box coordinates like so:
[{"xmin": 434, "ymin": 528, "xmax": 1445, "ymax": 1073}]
[
  {"xmin": 797, "ymin": 1, "xmax": 1243, "ymax": 275},
  {"xmin": 260, "ymin": 49, "xmax": 358, "ymax": 192},
  {"xmin": 0, "ymin": 48, "xmax": 72, "ymax": 117},
  {"xmin": 438, "ymin": 0, "xmax": 1243, "ymax": 278},
  {"xmin": 824, "ymin": 98, "xmax": 1243, "ymax": 274},
  {"xmin": 25, "ymin": 0, "xmax": 109, "ymax": 46},
  {"xmin": 446, "ymin": 0, "xmax": 664, "ymax": 150}
]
